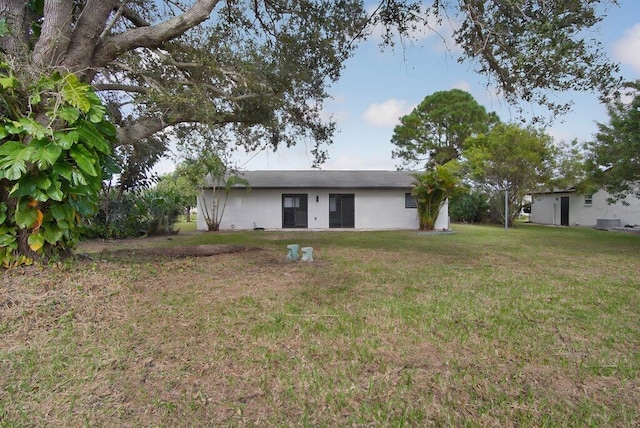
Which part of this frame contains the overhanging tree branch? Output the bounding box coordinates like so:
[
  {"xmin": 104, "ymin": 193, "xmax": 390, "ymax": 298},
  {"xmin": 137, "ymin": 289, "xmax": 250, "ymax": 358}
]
[
  {"xmin": 91, "ymin": 0, "xmax": 224, "ymax": 70},
  {"xmin": 94, "ymin": 83, "xmax": 150, "ymax": 94}
]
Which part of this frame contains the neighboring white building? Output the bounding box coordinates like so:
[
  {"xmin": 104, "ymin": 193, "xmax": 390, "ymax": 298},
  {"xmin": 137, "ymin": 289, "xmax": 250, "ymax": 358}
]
[
  {"xmin": 196, "ymin": 170, "xmax": 449, "ymax": 231},
  {"xmin": 530, "ymin": 188, "xmax": 640, "ymax": 228}
]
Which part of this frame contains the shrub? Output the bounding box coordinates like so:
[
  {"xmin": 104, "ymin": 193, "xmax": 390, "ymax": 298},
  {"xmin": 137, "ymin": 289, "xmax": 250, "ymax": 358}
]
[
  {"xmin": 82, "ymin": 187, "xmax": 182, "ymax": 239},
  {"xmin": 449, "ymin": 191, "xmax": 489, "ymax": 223}
]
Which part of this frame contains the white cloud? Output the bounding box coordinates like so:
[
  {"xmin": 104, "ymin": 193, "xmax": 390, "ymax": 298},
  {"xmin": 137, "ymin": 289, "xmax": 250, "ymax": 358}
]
[
  {"xmin": 613, "ymin": 23, "xmax": 640, "ymax": 74},
  {"xmin": 363, "ymin": 99, "xmax": 414, "ymax": 127},
  {"xmin": 451, "ymin": 80, "xmax": 471, "ymax": 92}
]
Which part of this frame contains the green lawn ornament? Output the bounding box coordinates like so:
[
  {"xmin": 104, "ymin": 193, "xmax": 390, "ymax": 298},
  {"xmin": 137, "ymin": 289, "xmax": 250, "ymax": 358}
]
[
  {"xmin": 301, "ymin": 247, "xmax": 314, "ymax": 262},
  {"xmin": 286, "ymin": 244, "xmax": 299, "ymax": 261}
]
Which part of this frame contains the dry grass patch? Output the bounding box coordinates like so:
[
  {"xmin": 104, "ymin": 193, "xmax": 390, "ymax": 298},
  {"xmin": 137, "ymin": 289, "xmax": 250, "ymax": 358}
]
[{"xmin": 1, "ymin": 224, "xmax": 639, "ymax": 426}]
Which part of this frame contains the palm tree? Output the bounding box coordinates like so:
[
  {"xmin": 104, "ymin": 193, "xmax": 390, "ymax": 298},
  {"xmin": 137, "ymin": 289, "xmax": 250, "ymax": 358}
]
[
  {"xmin": 181, "ymin": 152, "xmax": 250, "ymax": 231},
  {"xmin": 411, "ymin": 161, "xmax": 465, "ymax": 230}
]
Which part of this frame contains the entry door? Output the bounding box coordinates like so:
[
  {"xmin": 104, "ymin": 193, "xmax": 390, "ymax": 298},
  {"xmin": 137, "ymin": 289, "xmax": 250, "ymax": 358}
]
[
  {"xmin": 282, "ymin": 194, "xmax": 308, "ymax": 228},
  {"xmin": 560, "ymin": 196, "xmax": 570, "ymax": 226},
  {"xmin": 329, "ymin": 194, "xmax": 355, "ymax": 228}
]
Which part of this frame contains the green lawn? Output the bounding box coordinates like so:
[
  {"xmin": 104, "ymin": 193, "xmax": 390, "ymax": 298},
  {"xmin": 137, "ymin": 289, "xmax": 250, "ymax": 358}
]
[{"xmin": 1, "ymin": 224, "xmax": 639, "ymax": 426}]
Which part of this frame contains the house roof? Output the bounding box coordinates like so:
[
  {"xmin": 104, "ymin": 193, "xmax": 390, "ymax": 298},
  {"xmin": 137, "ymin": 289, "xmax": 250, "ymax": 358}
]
[
  {"xmin": 205, "ymin": 170, "xmax": 418, "ymax": 189},
  {"xmin": 532, "ymin": 187, "xmax": 577, "ymax": 195}
]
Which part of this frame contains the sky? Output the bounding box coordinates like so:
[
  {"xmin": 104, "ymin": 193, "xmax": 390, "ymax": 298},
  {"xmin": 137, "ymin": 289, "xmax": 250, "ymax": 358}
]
[{"xmin": 157, "ymin": 1, "xmax": 640, "ymax": 174}]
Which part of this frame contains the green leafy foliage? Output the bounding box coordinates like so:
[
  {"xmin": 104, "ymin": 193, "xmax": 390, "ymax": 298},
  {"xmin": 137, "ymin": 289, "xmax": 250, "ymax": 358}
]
[
  {"xmin": 0, "ymin": 64, "xmax": 115, "ymax": 267},
  {"xmin": 392, "ymin": 89, "xmax": 498, "ymax": 168},
  {"xmin": 449, "ymin": 191, "xmax": 490, "ymax": 224},
  {"xmin": 452, "ymin": 0, "xmax": 621, "ymax": 120},
  {"xmin": 587, "ymin": 80, "xmax": 640, "ymax": 200},
  {"xmin": 411, "ymin": 161, "xmax": 465, "ymax": 231},
  {"xmin": 178, "ymin": 144, "xmax": 251, "ymax": 232},
  {"xmin": 83, "ymin": 188, "xmax": 182, "ymax": 239},
  {"xmin": 0, "ymin": 18, "xmax": 8, "ymax": 37},
  {"xmin": 156, "ymin": 164, "xmax": 200, "ymax": 222},
  {"xmin": 0, "ymin": 0, "xmax": 624, "ymax": 183},
  {"xmin": 464, "ymin": 123, "xmax": 556, "ymax": 226}
]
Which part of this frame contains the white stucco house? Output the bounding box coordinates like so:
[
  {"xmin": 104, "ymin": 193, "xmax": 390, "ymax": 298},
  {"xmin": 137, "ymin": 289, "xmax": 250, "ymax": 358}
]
[
  {"xmin": 196, "ymin": 170, "xmax": 449, "ymax": 231},
  {"xmin": 530, "ymin": 188, "xmax": 640, "ymax": 228}
]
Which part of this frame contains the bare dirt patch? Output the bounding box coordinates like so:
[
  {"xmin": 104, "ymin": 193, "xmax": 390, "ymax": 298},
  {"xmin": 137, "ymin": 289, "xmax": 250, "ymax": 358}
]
[
  {"xmin": 78, "ymin": 234, "xmax": 256, "ymax": 259},
  {"xmin": 110, "ymin": 244, "xmax": 252, "ymax": 258}
]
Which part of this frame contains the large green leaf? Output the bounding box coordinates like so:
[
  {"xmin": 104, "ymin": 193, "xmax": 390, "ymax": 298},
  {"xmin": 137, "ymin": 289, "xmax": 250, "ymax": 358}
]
[
  {"xmin": 93, "ymin": 120, "xmax": 116, "ymax": 138},
  {"xmin": 15, "ymin": 205, "xmax": 38, "ymax": 229},
  {"xmin": 1, "ymin": 161, "xmax": 27, "ymax": 180},
  {"xmin": 35, "ymin": 175, "xmax": 52, "ymax": 191},
  {"xmin": 87, "ymin": 103, "xmax": 106, "ymax": 124},
  {"xmin": 77, "ymin": 120, "xmax": 110, "ymax": 154},
  {"xmin": 54, "ymin": 130, "xmax": 80, "ymax": 150},
  {"xmin": 51, "ymin": 204, "xmax": 74, "ymax": 223},
  {"xmin": 31, "ymin": 139, "xmax": 63, "ymax": 168},
  {"xmin": 70, "ymin": 195, "xmax": 97, "ymax": 216},
  {"xmin": 52, "ymin": 161, "xmax": 73, "ymax": 181},
  {"xmin": 41, "ymin": 225, "xmax": 64, "ymax": 245},
  {"xmin": 70, "ymin": 145, "xmax": 98, "ymax": 176},
  {"xmin": 47, "ymin": 182, "xmax": 64, "ymax": 201},
  {"xmin": 19, "ymin": 117, "xmax": 48, "ymax": 139},
  {"xmin": 8, "ymin": 176, "xmax": 37, "ymax": 197},
  {"xmin": 33, "ymin": 188, "xmax": 48, "ymax": 202},
  {"xmin": 0, "ymin": 141, "xmax": 25, "ymax": 157},
  {"xmin": 57, "ymin": 106, "xmax": 81, "ymax": 125},
  {"xmin": 0, "ymin": 142, "xmax": 34, "ymax": 181},
  {"xmin": 3, "ymin": 121, "xmax": 22, "ymax": 135},
  {"xmin": 28, "ymin": 232, "xmax": 45, "ymax": 252},
  {"xmin": 61, "ymin": 74, "xmax": 91, "ymax": 113},
  {"xmin": 71, "ymin": 168, "xmax": 88, "ymax": 186}
]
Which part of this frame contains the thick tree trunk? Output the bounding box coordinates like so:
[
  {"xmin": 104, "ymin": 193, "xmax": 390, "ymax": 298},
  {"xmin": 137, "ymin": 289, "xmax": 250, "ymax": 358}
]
[
  {"xmin": 31, "ymin": 0, "xmax": 74, "ymax": 68},
  {"xmin": 0, "ymin": 0, "xmax": 30, "ymax": 56},
  {"xmin": 61, "ymin": 0, "xmax": 117, "ymax": 76}
]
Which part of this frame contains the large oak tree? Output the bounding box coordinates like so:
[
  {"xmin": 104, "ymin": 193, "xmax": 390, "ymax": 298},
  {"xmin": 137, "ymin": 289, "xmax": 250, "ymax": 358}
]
[{"xmin": 1, "ymin": 1, "xmax": 621, "ymax": 159}]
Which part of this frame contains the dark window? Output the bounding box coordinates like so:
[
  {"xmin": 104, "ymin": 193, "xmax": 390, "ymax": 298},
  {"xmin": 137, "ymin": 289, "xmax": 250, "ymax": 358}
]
[
  {"xmin": 405, "ymin": 193, "xmax": 417, "ymax": 208},
  {"xmin": 329, "ymin": 194, "xmax": 355, "ymax": 228},
  {"xmin": 282, "ymin": 194, "xmax": 308, "ymax": 228}
]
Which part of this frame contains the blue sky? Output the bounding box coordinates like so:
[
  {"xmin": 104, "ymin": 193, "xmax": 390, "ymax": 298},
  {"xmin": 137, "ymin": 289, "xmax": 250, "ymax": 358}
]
[{"xmin": 159, "ymin": 1, "xmax": 640, "ymax": 173}]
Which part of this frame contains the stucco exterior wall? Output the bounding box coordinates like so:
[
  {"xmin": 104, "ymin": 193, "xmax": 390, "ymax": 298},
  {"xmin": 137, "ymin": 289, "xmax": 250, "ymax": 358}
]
[
  {"xmin": 197, "ymin": 188, "xmax": 449, "ymax": 230},
  {"xmin": 531, "ymin": 189, "xmax": 640, "ymax": 227}
]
